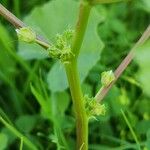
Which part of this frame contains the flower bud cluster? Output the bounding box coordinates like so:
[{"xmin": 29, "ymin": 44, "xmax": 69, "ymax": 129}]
[
  {"xmin": 48, "ymin": 29, "xmax": 75, "ymax": 64},
  {"xmin": 84, "ymin": 95, "xmax": 106, "ymax": 120}
]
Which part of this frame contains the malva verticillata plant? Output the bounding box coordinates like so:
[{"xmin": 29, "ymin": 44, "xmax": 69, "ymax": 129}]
[{"xmin": 0, "ymin": 0, "xmax": 150, "ymax": 150}]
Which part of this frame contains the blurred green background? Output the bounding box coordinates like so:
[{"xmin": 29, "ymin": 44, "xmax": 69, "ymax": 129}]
[{"xmin": 0, "ymin": 0, "xmax": 150, "ymax": 149}]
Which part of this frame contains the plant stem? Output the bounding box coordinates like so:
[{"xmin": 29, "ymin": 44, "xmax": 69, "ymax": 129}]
[
  {"xmin": 0, "ymin": 3, "xmax": 24, "ymax": 28},
  {"xmin": 35, "ymin": 39, "xmax": 50, "ymax": 49},
  {"xmin": 121, "ymin": 110, "xmax": 141, "ymax": 150},
  {"xmin": 19, "ymin": 137, "xmax": 23, "ymax": 150},
  {"xmin": 64, "ymin": 1, "xmax": 92, "ymax": 149},
  {"xmin": 65, "ymin": 61, "xmax": 88, "ymax": 150},
  {"xmin": 72, "ymin": 1, "xmax": 92, "ymax": 58}
]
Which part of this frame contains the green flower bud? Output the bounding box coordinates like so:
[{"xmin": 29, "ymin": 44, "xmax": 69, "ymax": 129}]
[
  {"xmin": 101, "ymin": 70, "xmax": 115, "ymax": 87},
  {"xmin": 56, "ymin": 34, "xmax": 66, "ymax": 49},
  {"xmin": 63, "ymin": 29, "xmax": 74, "ymax": 40},
  {"xmin": 48, "ymin": 45, "xmax": 61, "ymax": 59},
  {"xmin": 16, "ymin": 27, "xmax": 36, "ymax": 43},
  {"xmin": 84, "ymin": 95, "xmax": 106, "ymax": 119}
]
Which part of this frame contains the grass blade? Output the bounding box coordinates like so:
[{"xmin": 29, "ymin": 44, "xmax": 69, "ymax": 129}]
[
  {"xmin": 121, "ymin": 109, "xmax": 141, "ymax": 150},
  {"xmin": 0, "ymin": 116, "xmax": 37, "ymax": 150}
]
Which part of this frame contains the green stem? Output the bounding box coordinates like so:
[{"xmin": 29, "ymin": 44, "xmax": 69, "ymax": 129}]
[
  {"xmin": 64, "ymin": 1, "xmax": 92, "ymax": 149},
  {"xmin": 71, "ymin": 1, "xmax": 92, "ymax": 58},
  {"xmin": 121, "ymin": 110, "xmax": 141, "ymax": 150},
  {"xmin": 65, "ymin": 61, "xmax": 88, "ymax": 150},
  {"xmin": 19, "ymin": 137, "xmax": 23, "ymax": 150},
  {"xmin": 35, "ymin": 39, "xmax": 50, "ymax": 49}
]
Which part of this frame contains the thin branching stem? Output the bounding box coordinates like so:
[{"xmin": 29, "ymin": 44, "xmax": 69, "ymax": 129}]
[
  {"xmin": 0, "ymin": 3, "xmax": 50, "ymax": 49},
  {"xmin": 0, "ymin": 3, "xmax": 24, "ymax": 27},
  {"xmin": 95, "ymin": 25, "xmax": 150, "ymax": 102}
]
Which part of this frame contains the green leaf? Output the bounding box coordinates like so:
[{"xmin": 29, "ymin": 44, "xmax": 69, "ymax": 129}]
[
  {"xmin": 47, "ymin": 61, "xmax": 68, "ymax": 92},
  {"xmin": 138, "ymin": 0, "xmax": 150, "ymax": 13},
  {"xmin": 1, "ymin": 128, "xmax": 16, "ymax": 146},
  {"xmin": 136, "ymin": 120, "xmax": 150, "ymax": 135},
  {"xmin": 146, "ymin": 129, "xmax": 150, "ymax": 149},
  {"xmin": 30, "ymin": 84, "xmax": 51, "ymax": 119},
  {"xmin": 82, "ymin": 83, "xmax": 93, "ymax": 97},
  {"xmin": 104, "ymin": 86, "xmax": 122, "ymax": 116},
  {"xmin": 0, "ymin": 133, "xmax": 8, "ymax": 150},
  {"xmin": 15, "ymin": 115, "xmax": 39, "ymax": 133},
  {"xmin": 135, "ymin": 99, "xmax": 150, "ymax": 115},
  {"xmin": 135, "ymin": 40, "xmax": 150, "ymax": 97},
  {"xmin": 51, "ymin": 91, "xmax": 70, "ymax": 116},
  {"xmin": 54, "ymin": 92, "xmax": 70, "ymax": 115},
  {"xmin": 18, "ymin": 43, "xmax": 48, "ymax": 59},
  {"xmin": 50, "ymin": 93, "xmax": 69, "ymax": 150},
  {"xmin": 0, "ymin": 24, "xmax": 15, "ymax": 78},
  {"xmin": 18, "ymin": 0, "xmax": 104, "ymax": 92},
  {"xmin": 143, "ymin": 0, "xmax": 150, "ymax": 12},
  {"xmin": 135, "ymin": 120, "xmax": 150, "ymax": 135}
]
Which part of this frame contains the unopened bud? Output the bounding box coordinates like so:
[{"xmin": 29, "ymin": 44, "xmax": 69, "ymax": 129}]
[
  {"xmin": 16, "ymin": 27, "xmax": 36, "ymax": 43},
  {"xmin": 101, "ymin": 70, "xmax": 115, "ymax": 87}
]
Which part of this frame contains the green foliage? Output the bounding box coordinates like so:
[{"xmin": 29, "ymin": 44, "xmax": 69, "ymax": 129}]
[
  {"xmin": 53, "ymin": 92, "xmax": 70, "ymax": 115},
  {"xmin": 0, "ymin": 116, "xmax": 37, "ymax": 150},
  {"xmin": 135, "ymin": 40, "xmax": 150, "ymax": 97},
  {"xmin": 15, "ymin": 115, "xmax": 39, "ymax": 133},
  {"xmin": 18, "ymin": 0, "xmax": 104, "ymax": 92},
  {"xmin": 146, "ymin": 129, "xmax": 150, "ymax": 149},
  {"xmin": 0, "ymin": 133, "xmax": 8, "ymax": 150},
  {"xmin": 139, "ymin": 0, "xmax": 150, "ymax": 13},
  {"xmin": 0, "ymin": 25, "xmax": 15, "ymax": 79},
  {"xmin": 0, "ymin": 0, "xmax": 149, "ymax": 149},
  {"xmin": 31, "ymin": 84, "xmax": 51, "ymax": 119},
  {"xmin": 121, "ymin": 110, "xmax": 141, "ymax": 150}
]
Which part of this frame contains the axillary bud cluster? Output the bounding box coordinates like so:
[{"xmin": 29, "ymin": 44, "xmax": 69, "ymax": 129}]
[
  {"xmin": 84, "ymin": 95, "xmax": 106, "ymax": 120},
  {"xmin": 48, "ymin": 29, "xmax": 75, "ymax": 64}
]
